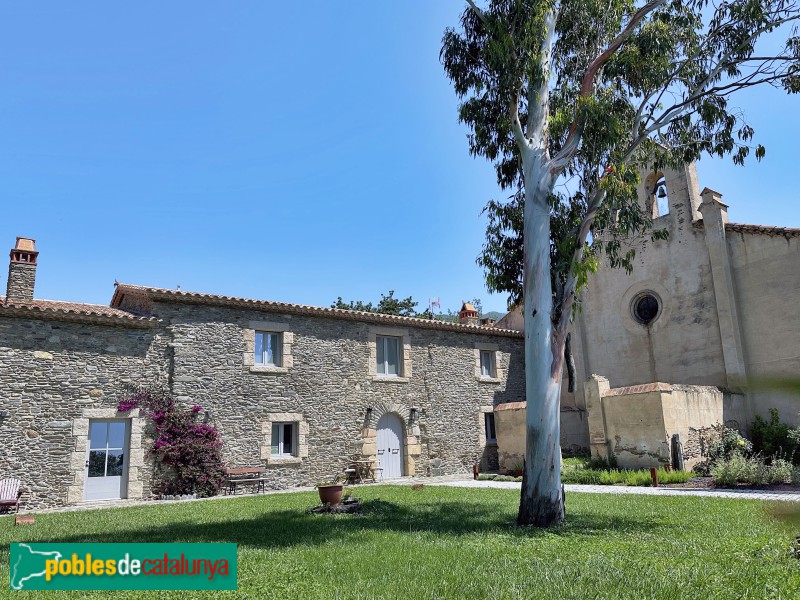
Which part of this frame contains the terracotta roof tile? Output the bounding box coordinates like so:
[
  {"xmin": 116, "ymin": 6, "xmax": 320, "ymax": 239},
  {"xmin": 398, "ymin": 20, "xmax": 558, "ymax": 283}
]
[
  {"xmin": 695, "ymin": 219, "xmax": 800, "ymax": 238},
  {"xmin": 0, "ymin": 297, "xmax": 158, "ymax": 328},
  {"xmin": 724, "ymin": 222, "xmax": 800, "ymax": 237},
  {"xmin": 112, "ymin": 283, "xmax": 523, "ymax": 338}
]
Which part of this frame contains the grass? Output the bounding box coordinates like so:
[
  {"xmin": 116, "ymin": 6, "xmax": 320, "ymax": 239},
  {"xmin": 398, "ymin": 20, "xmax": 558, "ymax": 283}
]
[
  {"xmin": 2, "ymin": 487, "xmax": 799, "ymax": 598},
  {"xmin": 561, "ymin": 457, "xmax": 694, "ymax": 486}
]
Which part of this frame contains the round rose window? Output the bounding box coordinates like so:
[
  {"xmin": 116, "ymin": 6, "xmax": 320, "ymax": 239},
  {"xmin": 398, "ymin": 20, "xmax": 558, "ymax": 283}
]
[{"xmin": 632, "ymin": 293, "xmax": 660, "ymax": 325}]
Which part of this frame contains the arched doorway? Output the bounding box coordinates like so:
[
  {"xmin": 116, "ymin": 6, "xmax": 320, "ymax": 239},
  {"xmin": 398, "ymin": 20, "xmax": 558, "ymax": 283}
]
[{"xmin": 376, "ymin": 413, "xmax": 404, "ymax": 478}]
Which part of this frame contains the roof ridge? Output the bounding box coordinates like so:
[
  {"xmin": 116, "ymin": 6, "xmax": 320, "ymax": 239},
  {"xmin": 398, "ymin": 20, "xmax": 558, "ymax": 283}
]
[{"xmin": 113, "ymin": 283, "xmax": 523, "ymax": 338}]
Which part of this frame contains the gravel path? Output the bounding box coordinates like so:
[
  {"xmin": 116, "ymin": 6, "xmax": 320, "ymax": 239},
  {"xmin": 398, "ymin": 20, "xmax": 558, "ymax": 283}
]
[
  {"xmin": 14, "ymin": 475, "xmax": 800, "ymax": 515},
  {"xmin": 427, "ymin": 478, "xmax": 800, "ymax": 501}
]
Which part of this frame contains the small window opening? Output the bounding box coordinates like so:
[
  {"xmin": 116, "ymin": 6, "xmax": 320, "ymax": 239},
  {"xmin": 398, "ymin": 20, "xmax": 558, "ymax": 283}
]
[
  {"xmin": 653, "ymin": 176, "xmax": 670, "ymax": 217},
  {"xmin": 633, "ymin": 293, "xmax": 660, "ymax": 325}
]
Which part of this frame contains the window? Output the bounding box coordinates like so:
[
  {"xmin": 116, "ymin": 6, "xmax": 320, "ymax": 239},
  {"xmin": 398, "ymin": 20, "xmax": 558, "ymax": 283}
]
[
  {"xmin": 255, "ymin": 331, "xmax": 282, "ymax": 367},
  {"xmin": 376, "ymin": 335, "xmax": 401, "ymax": 376},
  {"xmin": 480, "ymin": 350, "xmax": 496, "ymax": 378},
  {"xmin": 484, "ymin": 413, "xmax": 496, "ymax": 443},
  {"xmin": 271, "ymin": 422, "xmax": 296, "ymax": 457},
  {"xmin": 632, "ymin": 293, "xmax": 660, "ymax": 325}
]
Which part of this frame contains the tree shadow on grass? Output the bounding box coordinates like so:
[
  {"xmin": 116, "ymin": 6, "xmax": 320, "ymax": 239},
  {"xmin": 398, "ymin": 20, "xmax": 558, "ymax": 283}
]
[{"xmin": 40, "ymin": 498, "xmax": 663, "ymax": 551}]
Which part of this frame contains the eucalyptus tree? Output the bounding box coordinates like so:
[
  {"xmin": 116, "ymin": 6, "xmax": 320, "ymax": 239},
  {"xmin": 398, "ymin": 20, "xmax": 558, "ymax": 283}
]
[{"xmin": 442, "ymin": 0, "xmax": 800, "ymax": 527}]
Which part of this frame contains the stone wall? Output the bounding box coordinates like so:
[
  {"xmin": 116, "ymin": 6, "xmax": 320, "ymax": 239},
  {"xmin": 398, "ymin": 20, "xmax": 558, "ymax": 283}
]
[
  {"xmin": 0, "ymin": 316, "xmax": 168, "ymax": 509},
  {"xmin": 154, "ymin": 301, "xmax": 525, "ymax": 490},
  {"xmin": 6, "ymin": 263, "xmax": 36, "ymax": 302}
]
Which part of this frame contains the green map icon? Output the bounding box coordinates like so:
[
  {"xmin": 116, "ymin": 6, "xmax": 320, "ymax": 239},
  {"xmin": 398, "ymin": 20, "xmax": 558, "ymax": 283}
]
[{"xmin": 10, "ymin": 543, "xmax": 63, "ymax": 590}]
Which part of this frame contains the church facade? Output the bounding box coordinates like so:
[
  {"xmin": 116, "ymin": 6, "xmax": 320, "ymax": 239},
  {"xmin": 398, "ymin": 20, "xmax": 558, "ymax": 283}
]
[{"xmin": 497, "ymin": 161, "xmax": 800, "ymax": 467}]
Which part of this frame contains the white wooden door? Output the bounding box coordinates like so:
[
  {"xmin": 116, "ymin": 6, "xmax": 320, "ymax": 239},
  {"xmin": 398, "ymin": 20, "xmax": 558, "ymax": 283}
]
[
  {"xmin": 84, "ymin": 420, "xmax": 129, "ymax": 501},
  {"xmin": 376, "ymin": 413, "xmax": 404, "ymax": 478}
]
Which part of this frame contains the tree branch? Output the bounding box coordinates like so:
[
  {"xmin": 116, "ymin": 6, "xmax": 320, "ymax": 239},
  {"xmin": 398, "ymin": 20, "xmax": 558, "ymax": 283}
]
[
  {"xmin": 526, "ymin": 8, "xmax": 557, "ymax": 151},
  {"xmin": 547, "ymin": 0, "xmax": 667, "ymax": 176},
  {"xmin": 465, "ymin": 0, "xmax": 489, "ymax": 27}
]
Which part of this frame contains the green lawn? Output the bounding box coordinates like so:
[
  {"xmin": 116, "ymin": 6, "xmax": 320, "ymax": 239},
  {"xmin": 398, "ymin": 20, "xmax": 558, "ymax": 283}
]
[{"xmin": 2, "ymin": 486, "xmax": 799, "ymax": 599}]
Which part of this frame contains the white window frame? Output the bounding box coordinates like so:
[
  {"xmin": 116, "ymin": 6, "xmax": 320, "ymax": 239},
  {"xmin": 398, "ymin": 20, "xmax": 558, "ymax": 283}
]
[
  {"xmin": 255, "ymin": 331, "xmax": 282, "ymax": 367},
  {"xmin": 271, "ymin": 422, "xmax": 297, "ymax": 457},
  {"xmin": 376, "ymin": 335, "xmax": 402, "ymax": 377},
  {"xmin": 261, "ymin": 412, "xmax": 308, "ymax": 465},
  {"xmin": 244, "ymin": 320, "xmax": 294, "ymax": 374},
  {"xmin": 474, "ymin": 343, "xmax": 501, "ymax": 382},
  {"xmin": 480, "ymin": 349, "xmax": 496, "ymax": 378}
]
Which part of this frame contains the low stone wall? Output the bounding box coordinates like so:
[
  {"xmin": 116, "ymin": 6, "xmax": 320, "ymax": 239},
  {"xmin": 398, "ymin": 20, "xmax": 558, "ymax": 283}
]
[{"xmin": 586, "ymin": 375, "xmax": 723, "ymax": 469}]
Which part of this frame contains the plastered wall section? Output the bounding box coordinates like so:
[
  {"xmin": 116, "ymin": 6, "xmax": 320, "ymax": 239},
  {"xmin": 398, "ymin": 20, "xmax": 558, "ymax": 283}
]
[
  {"xmin": 587, "ymin": 378, "xmax": 723, "ymax": 469},
  {"xmin": 726, "ymin": 231, "xmax": 800, "ymax": 426},
  {"xmin": 494, "ymin": 401, "xmax": 525, "ymax": 473}
]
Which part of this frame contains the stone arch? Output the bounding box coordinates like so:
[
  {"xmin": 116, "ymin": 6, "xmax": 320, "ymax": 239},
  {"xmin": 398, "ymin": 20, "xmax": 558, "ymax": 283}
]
[
  {"xmin": 360, "ymin": 401, "xmax": 422, "ymax": 476},
  {"xmin": 644, "ymin": 171, "xmax": 670, "ymax": 218}
]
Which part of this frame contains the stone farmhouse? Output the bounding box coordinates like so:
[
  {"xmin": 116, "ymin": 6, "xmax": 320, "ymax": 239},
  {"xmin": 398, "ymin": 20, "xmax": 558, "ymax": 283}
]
[
  {"xmin": 496, "ymin": 161, "xmax": 800, "ymax": 470},
  {"xmin": 0, "ymin": 242, "xmax": 524, "ymax": 510},
  {"xmin": 2, "ymin": 159, "xmax": 798, "ymax": 509}
]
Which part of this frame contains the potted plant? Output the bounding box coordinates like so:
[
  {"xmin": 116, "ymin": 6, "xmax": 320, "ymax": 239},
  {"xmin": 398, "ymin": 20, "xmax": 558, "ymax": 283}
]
[{"xmin": 316, "ymin": 482, "xmax": 345, "ymax": 507}]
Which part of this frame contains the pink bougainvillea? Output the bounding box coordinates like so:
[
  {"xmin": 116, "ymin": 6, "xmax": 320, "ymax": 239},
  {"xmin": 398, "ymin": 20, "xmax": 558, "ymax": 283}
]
[{"xmin": 118, "ymin": 390, "xmax": 226, "ymax": 497}]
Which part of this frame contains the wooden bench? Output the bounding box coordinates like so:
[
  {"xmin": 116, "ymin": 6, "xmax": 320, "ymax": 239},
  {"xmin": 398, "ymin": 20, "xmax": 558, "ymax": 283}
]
[{"xmin": 223, "ymin": 467, "xmax": 267, "ymax": 495}]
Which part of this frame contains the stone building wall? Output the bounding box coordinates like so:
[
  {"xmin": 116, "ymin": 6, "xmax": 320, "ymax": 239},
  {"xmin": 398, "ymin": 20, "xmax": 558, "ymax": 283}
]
[
  {"xmin": 0, "ymin": 316, "xmax": 168, "ymax": 509},
  {"xmin": 153, "ymin": 301, "xmax": 525, "ymax": 490}
]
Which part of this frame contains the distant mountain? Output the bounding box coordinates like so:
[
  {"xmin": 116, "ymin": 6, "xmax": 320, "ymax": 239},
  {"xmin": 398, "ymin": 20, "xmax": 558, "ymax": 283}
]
[{"xmin": 483, "ymin": 310, "xmax": 505, "ymax": 321}]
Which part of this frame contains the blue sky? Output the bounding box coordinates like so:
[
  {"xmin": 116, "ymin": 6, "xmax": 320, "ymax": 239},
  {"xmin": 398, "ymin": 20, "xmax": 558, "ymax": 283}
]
[{"xmin": 1, "ymin": 2, "xmax": 797, "ymax": 314}]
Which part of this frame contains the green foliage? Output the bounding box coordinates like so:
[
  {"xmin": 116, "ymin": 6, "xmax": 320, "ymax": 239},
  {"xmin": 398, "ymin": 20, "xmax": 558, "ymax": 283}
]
[
  {"xmin": 711, "ymin": 454, "xmax": 796, "ymax": 486},
  {"xmin": 442, "ymin": 0, "xmax": 800, "ymax": 314},
  {"xmin": 751, "ymin": 408, "xmax": 797, "ymax": 461},
  {"xmin": 494, "ymin": 474, "xmax": 524, "ymax": 482},
  {"xmin": 561, "ymin": 465, "xmax": 692, "ymax": 486},
  {"xmin": 331, "ymin": 292, "xmax": 487, "ymax": 322},
  {"xmin": 332, "ymin": 290, "xmax": 419, "ymax": 317},
  {"xmin": 693, "ymin": 423, "xmax": 753, "ymax": 475},
  {"xmin": 561, "ymin": 456, "xmax": 691, "ymax": 486},
  {"xmin": 118, "ymin": 390, "xmax": 226, "ymax": 498}
]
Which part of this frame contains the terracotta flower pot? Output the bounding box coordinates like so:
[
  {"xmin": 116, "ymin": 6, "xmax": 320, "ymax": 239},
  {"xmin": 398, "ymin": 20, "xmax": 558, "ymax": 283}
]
[{"xmin": 317, "ymin": 484, "xmax": 344, "ymax": 507}]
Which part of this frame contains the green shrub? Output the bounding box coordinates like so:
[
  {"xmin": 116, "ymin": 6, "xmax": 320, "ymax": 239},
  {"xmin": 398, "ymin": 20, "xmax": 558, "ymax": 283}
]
[
  {"xmin": 561, "ymin": 466, "xmax": 692, "ymax": 487},
  {"xmin": 693, "ymin": 424, "xmax": 752, "ymax": 476},
  {"xmin": 711, "ymin": 454, "xmax": 749, "ymax": 486},
  {"xmin": 477, "ymin": 473, "xmax": 497, "ymax": 481},
  {"xmin": 750, "ymin": 408, "xmax": 796, "ymax": 462},
  {"xmin": 767, "ymin": 458, "xmax": 793, "ymax": 484},
  {"xmin": 587, "ymin": 455, "xmax": 618, "ymax": 470},
  {"xmin": 494, "ymin": 475, "xmax": 518, "ymax": 482},
  {"xmin": 711, "ymin": 454, "xmax": 793, "ymax": 486}
]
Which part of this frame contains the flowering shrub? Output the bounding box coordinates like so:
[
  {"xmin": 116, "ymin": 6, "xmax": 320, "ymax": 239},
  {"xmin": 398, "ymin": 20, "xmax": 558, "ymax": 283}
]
[
  {"xmin": 693, "ymin": 423, "xmax": 752, "ymax": 476},
  {"xmin": 118, "ymin": 390, "xmax": 226, "ymax": 497}
]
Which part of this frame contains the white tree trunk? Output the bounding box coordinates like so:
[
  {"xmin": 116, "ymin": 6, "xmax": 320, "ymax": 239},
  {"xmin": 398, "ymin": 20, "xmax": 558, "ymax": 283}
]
[{"xmin": 517, "ymin": 168, "xmax": 564, "ymax": 527}]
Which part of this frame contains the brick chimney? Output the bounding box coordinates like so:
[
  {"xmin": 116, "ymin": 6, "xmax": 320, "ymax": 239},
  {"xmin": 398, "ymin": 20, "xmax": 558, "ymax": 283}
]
[
  {"xmin": 6, "ymin": 237, "xmax": 38, "ymax": 302},
  {"xmin": 458, "ymin": 301, "xmax": 479, "ymax": 326}
]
